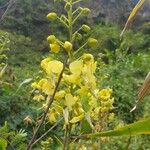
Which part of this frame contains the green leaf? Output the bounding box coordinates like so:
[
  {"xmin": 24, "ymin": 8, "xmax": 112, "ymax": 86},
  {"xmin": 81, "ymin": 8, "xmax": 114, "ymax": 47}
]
[
  {"xmin": 81, "ymin": 96, "xmax": 90, "ymax": 112},
  {"xmin": 81, "ymin": 118, "xmax": 150, "ymax": 138},
  {"xmin": 0, "ymin": 138, "xmax": 7, "ymax": 150},
  {"xmin": 81, "ymin": 119, "xmax": 92, "ymax": 134}
]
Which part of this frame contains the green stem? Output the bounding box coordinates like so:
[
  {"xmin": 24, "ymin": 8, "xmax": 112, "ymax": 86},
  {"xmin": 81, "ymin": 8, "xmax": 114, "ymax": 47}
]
[
  {"xmin": 67, "ymin": 0, "xmax": 73, "ymax": 60},
  {"xmin": 63, "ymin": 125, "xmax": 69, "ymax": 150},
  {"xmin": 72, "ymin": 11, "xmax": 82, "ymax": 25},
  {"xmin": 57, "ymin": 17, "xmax": 68, "ymax": 28},
  {"xmin": 73, "ymin": 42, "xmax": 87, "ymax": 56}
]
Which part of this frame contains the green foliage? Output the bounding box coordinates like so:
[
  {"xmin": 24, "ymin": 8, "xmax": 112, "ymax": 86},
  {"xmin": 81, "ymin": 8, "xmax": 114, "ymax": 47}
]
[
  {"xmin": 0, "ymin": 122, "xmax": 27, "ymax": 150},
  {"xmin": 0, "ymin": 1, "xmax": 149, "ymax": 149},
  {"xmin": 0, "ymin": 31, "xmax": 42, "ymax": 129},
  {"xmin": 0, "ymin": 30, "xmax": 10, "ymax": 64},
  {"xmin": 91, "ymin": 23, "xmax": 150, "ymax": 54},
  {"xmin": 92, "ymin": 23, "xmax": 150, "ymax": 123},
  {"xmin": 97, "ymin": 52, "xmax": 150, "ymax": 123}
]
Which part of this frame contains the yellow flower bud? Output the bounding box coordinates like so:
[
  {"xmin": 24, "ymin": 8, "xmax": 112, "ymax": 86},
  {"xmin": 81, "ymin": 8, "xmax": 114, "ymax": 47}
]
[
  {"xmin": 82, "ymin": 53, "xmax": 94, "ymax": 61},
  {"xmin": 47, "ymin": 12, "xmax": 57, "ymax": 21},
  {"xmin": 64, "ymin": 2, "xmax": 71, "ymax": 11},
  {"xmin": 82, "ymin": 8, "xmax": 91, "ymax": 15},
  {"xmin": 47, "ymin": 35, "xmax": 56, "ymax": 44},
  {"xmin": 64, "ymin": 41, "xmax": 73, "ymax": 51},
  {"xmin": 81, "ymin": 24, "xmax": 91, "ymax": 32},
  {"xmin": 87, "ymin": 38, "xmax": 98, "ymax": 47},
  {"xmin": 50, "ymin": 43, "xmax": 60, "ymax": 53}
]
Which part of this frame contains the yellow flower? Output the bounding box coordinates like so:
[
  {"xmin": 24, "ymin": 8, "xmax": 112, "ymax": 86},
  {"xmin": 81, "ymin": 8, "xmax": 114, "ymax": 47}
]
[
  {"xmin": 47, "ymin": 60, "xmax": 63, "ymax": 74},
  {"xmin": 73, "ymin": 102, "xmax": 84, "ymax": 116},
  {"xmin": 33, "ymin": 95, "xmax": 45, "ymax": 101},
  {"xmin": 53, "ymin": 102, "xmax": 63, "ymax": 114},
  {"xmin": 98, "ymin": 88, "xmax": 112, "ymax": 100},
  {"xmin": 41, "ymin": 58, "xmax": 51, "ymax": 70},
  {"xmin": 38, "ymin": 79, "xmax": 54, "ymax": 95},
  {"xmin": 64, "ymin": 41, "xmax": 73, "ymax": 51},
  {"xmin": 65, "ymin": 94, "xmax": 77, "ymax": 110},
  {"xmin": 55, "ymin": 90, "xmax": 66, "ymax": 100},
  {"xmin": 31, "ymin": 82, "xmax": 41, "ymax": 90},
  {"xmin": 69, "ymin": 60, "xmax": 83, "ymax": 75},
  {"xmin": 50, "ymin": 43, "xmax": 60, "ymax": 53},
  {"xmin": 63, "ymin": 74, "xmax": 81, "ymax": 85},
  {"xmin": 48, "ymin": 109, "xmax": 57, "ymax": 123},
  {"xmin": 76, "ymin": 86, "xmax": 89, "ymax": 96},
  {"xmin": 70, "ymin": 114, "xmax": 84, "ymax": 124}
]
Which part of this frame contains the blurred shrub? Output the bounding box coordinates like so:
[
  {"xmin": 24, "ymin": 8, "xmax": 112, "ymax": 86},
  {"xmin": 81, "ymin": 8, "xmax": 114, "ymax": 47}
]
[
  {"xmin": 97, "ymin": 50, "xmax": 150, "ymax": 123},
  {"xmin": 0, "ymin": 31, "xmax": 42, "ymax": 130},
  {"xmin": 89, "ymin": 22, "xmax": 150, "ymax": 54}
]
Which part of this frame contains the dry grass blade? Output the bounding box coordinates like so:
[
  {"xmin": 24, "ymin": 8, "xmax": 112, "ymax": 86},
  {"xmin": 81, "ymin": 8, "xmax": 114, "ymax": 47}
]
[
  {"xmin": 138, "ymin": 72, "xmax": 150, "ymax": 101},
  {"xmin": 130, "ymin": 72, "xmax": 150, "ymax": 112},
  {"xmin": 120, "ymin": 0, "xmax": 145, "ymax": 37}
]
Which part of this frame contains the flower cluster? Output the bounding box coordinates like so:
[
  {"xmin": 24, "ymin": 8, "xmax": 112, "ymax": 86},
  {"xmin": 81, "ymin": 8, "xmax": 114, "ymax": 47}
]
[
  {"xmin": 31, "ymin": 0, "xmax": 114, "ymax": 149},
  {"xmin": 32, "ymin": 53, "xmax": 114, "ymax": 129}
]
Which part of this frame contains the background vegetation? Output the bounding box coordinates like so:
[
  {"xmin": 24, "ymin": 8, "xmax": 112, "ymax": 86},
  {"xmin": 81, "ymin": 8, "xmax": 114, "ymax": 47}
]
[{"xmin": 0, "ymin": 0, "xmax": 149, "ymax": 149}]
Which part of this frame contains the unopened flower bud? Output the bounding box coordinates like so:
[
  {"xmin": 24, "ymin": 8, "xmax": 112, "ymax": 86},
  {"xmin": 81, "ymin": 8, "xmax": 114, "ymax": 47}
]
[
  {"xmin": 75, "ymin": 33, "xmax": 82, "ymax": 40},
  {"xmin": 65, "ymin": 2, "xmax": 71, "ymax": 11},
  {"xmin": 87, "ymin": 38, "xmax": 98, "ymax": 47},
  {"xmin": 82, "ymin": 53, "xmax": 93, "ymax": 61},
  {"xmin": 64, "ymin": 41, "xmax": 73, "ymax": 51},
  {"xmin": 47, "ymin": 12, "xmax": 57, "ymax": 21},
  {"xmin": 50, "ymin": 43, "xmax": 60, "ymax": 53},
  {"xmin": 81, "ymin": 24, "xmax": 91, "ymax": 32},
  {"xmin": 47, "ymin": 35, "xmax": 56, "ymax": 44},
  {"xmin": 82, "ymin": 8, "xmax": 91, "ymax": 15}
]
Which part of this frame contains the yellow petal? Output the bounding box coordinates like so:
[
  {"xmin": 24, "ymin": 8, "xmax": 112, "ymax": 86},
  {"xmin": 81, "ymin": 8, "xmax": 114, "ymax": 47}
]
[
  {"xmin": 55, "ymin": 90, "xmax": 66, "ymax": 100},
  {"xmin": 63, "ymin": 74, "xmax": 81, "ymax": 85},
  {"xmin": 47, "ymin": 60, "xmax": 63, "ymax": 74},
  {"xmin": 98, "ymin": 88, "xmax": 112, "ymax": 100},
  {"xmin": 41, "ymin": 58, "xmax": 51, "ymax": 70},
  {"xmin": 65, "ymin": 93, "xmax": 77, "ymax": 109},
  {"xmin": 38, "ymin": 79, "xmax": 54, "ymax": 95},
  {"xmin": 70, "ymin": 114, "xmax": 84, "ymax": 124},
  {"xmin": 31, "ymin": 82, "xmax": 41, "ymax": 90},
  {"xmin": 69, "ymin": 60, "xmax": 83, "ymax": 75},
  {"xmin": 33, "ymin": 95, "xmax": 45, "ymax": 101}
]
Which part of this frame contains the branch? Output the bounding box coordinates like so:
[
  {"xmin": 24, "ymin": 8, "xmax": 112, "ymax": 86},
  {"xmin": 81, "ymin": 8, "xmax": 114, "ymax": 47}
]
[
  {"xmin": 26, "ymin": 58, "xmax": 68, "ymax": 150},
  {"xmin": 31, "ymin": 117, "xmax": 63, "ymax": 147}
]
